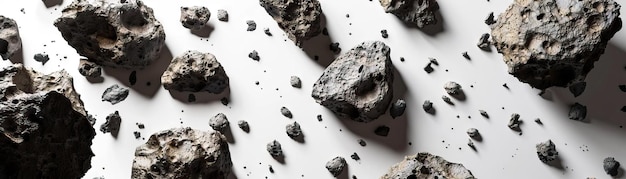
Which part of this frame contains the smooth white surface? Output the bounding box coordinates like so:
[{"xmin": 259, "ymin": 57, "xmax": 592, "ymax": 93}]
[{"xmin": 1, "ymin": 0, "xmax": 626, "ymax": 178}]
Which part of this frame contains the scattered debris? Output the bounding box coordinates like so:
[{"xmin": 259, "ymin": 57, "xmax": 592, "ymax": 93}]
[
  {"xmin": 281, "ymin": 107, "xmax": 293, "ymax": 118},
  {"xmin": 358, "ymin": 139, "xmax": 367, "ymax": 146},
  {"xmin": 381, "ymin": 29, "xmax": 388, "ymax": 38},
  {"xmin": 0, "ymin": 16, "xmax": 22, "ymax": 60},
  {"xmin": 180, "ymin": 6, "xmax": 210, "ymax": 30},
  {"xmin": 329, "ymin": 42, "xmax": 341, "ymax": 54},
  {"xmin": 569, "ymin": 82, "xmax": 586, "ymax": 97},
  {"xmin": 423, "ymin": 100, "xmax": 434, "ymax": 113},
  {"xmin": 269, "ymin": 165, "xmax": 274, "ymax": 173},
  {"xmin": 568, "ymin": 103, "xmax": 587, "ymax": 121},
  {"xmin": 264, "ymin": 28, "xmax": 272, "ymax": 36},
  {"xmin": 259, "ymin": 0, "xmax": 322, "ymax": 46},
  {"xmin": 78, "ymin": 59, "xmax": 102, "ymax": 78},
  {"xmin": 267, "ymin": 140, "xmax": 283, "ymax": 157},
  {"xmin": 379, "ymin": 0, "xmax": 439, "ymax": 28},
  {"xmin": 534, "ymin": 118, "xmax": 543, "ymax": 124},
  {"xmin": 285, "ymin": 121, "xmax": 302, "ymax": 138},
  {"xmin": 381, "ymin": 152, "xmax": 475, "ymax": 178},
  {"xmin": 317, "ymin": 114, "xmax": 323, "ymax": 121},
  {"xmin": 217, "ymin": 9, "xmax": 228, "ymax": 22},
  {"xmin": 137, "ymin": 123, "xmax": 145, "ymax": 129},
  {"xmin": 429, "ymin": 57, "xmax": 439, "ymax": 65},
  {"xmin": 389, "ymin": 99, "xmax": 406, "ymax": 119},
  {"xmin": 87, "ymin": 114, "xmax": 97, "ymax": 126},
  {"xmin": 351, "ymin": 152, "xmax": 361, "ymax": 161},
  {"xmin": 246, "ymin": 20, "xmax": 257, "ymax": 31},
  {"xmin": 508, "ymin": 113, "xmax": 521, "ymax": 130},
  {"xmin": 479, "ymin": 110, "xmax": 489, "ymax": 118},
  {"xmin": 462, "ymin": 52, "xmax": 470, "ymax": 60},
  {"xmin": 248, "ymin": 50, "xmax": 260, "ymax": 61},
  {"xmin": 290, "ymin": 76, "xmax": 302, "ymax": 88},
  {"xmin": 536, "ymin": 140, "xmax": 558, "ymax": 163},
  {"xmin": 467, "ymin": 139, "xmax": 475, "ymax": 149},
  {"xmin": 238, "ymin": 120, "xmax": 249, "ymax": 132},
  {"xmin": 100, "ymin": 111, "xmax": 122, "ymax": 136},
  {"xmin": 133, "ymin": 131, "xmax": 141, "ymax": 139},
  {"xmin": 603, "ymin": 157, "xmax": 621, "ymax": 176},
  {"xmin": 477, "ymin": 33, "xmax": 490, "ymax": 50},
  {"xmin": 442, "ymin": 95, "xmax": 453, "ymax": 105},
  {"xmin": 101, "ymin": 84, "xmax": 129, "ymax": 105},
  {"xmin": 485, "ymin": 12, "xmax": 495, "ymax": 25},
  {"xmin": 466, "ymin": 128, "xmax": 479, "ymax": 139},
  {"xmin": 34, "ymin": 53, "xmax": 50, "ymax": 65},
  {"xmin": 502, "ymin": 83, "xmax": 509, "ymax": 89},
  {"xmin": 424, "ymin": 63, "xmax": 434, "ymax": 73},
  {"xmin": 444, "ymin": 81, "xmax": 463, "ymax": 96},
  {"xmin": 375, "ymin": 126, "xmax": 390, "ymax": 137},
  {"xmin": 325, "ymin": 157, "xmax": 347, "ymax": 177},
  {"xmin": 161, "ymin": 50, "xmax": 230, "ymax": 93}
]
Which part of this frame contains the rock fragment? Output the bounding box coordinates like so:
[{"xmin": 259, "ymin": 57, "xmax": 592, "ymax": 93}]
[
  {"xmin": 351, "ymin": 152, "xmax": 361, "ymax": 161},
  {"xmin": 264, "ymin": 28, "xmax": 272, "ymax": 36},
  {"xmin": 444, "ymin": 81, "xmax": 462, "ymax": 95},
  {"xmin": 423, "ymin": 100, "xmax": 433, "ymax": 113},
  {"xmin": 378, "ymin": 0, "xmax": 439, "ymax": 28},
  {"xmin": 267, "ymin": 140, "xmax": 283, "ymax": 157},
  {"xmin": 209, "ymin": 113, "xmax": 229, "ymax": 132},
  {"xmin": 490, "ymin": 0, "xmax": 622, "ymax": 89},
  {"xmin": 569, "ymin": 103, "xmax": 587, "ymax": 121},
  {"xmin": 381, "ymin": 29, "xmax": 389, "ymax": 38},
  {"xmin": 381, "ymin": 152, "xmax": 475, "ymax": 179},
  {"xmin": 462, "ymin": 52, "xmax": 470, "ymax": 60},
  {"xmin": 508, "ymin": 113, "xmax": 521, "ymax": 130},
  {"xmin": 466, "ymin": 128, "xmax": 479, "ymax": 139},
  {"xmin": 248, "ymin": 50, "xmax": 260, "ymax": 61},
  {"xmin": 180, "ymin": 6, "xmax": 210, "ymax": 30},
  {"xmin": 34, "ymin": 53, "xmax": 50, "ymax": 65},
  {"xmin": 54, "ymin": 0, "xmax": 166, "ymax": 69},
  {"xmin": 536, "ymin": 140, "xmax": 558, "ymax": 163},
  {"xmin": 389, "ymin": 99, "xmax": 406, "ymax": 118},
  {"xmin": 477, "ymin": 33, "xmax": 490, "ymax": 50},
  {"xmin": 569, "ymin": 82, "xmax": 587, "ymax": 97},
  {"xmin": 467, "ymin": 139, "xmax": 475, "ymax": 149},
  {"xmin": 100, "ymin": 111, "xmax": 122, "ymax": 136},
  {"xmin": 603, "ymin": 157, "xmax": 621, "ymax": 176},
  {"xmin": 375, "ymin": 125, "xmax": 390, "ymax": 137},
  {"xmin": 161, "ymin": 50, "xmax": 229, "ymax": 93},
  {"xmin": 329, "ymin": 42, "xmax": 341, "ymax": 54},
  {"xmin": 312, "ymin": 41, "xmax": 394, "ymax": 123},
  {"xmin": 238, "ymin": 120, "xmax": 250, "ymax": 132},
  {"xmin": 358, "ymin": 139, "xmax": 367, "ymax": 146},
  {"xmin": 325, "ymin": 157, "xmax": 347, "ymax": 177},
  {"xmin": 442, "ymin": 95, "xmax": 452, "ymax": 105},
  {"xmin": 485, "ymin": 12, "xmax": 495, "ymax": 25},
  {"xmin": 479, "ymin": 110, "xmax": 489, "ymax": 118},
  {"xmin": 78, "ymin": 59, "xmax": 102, "ymax": 78},
  {"xmin": 131, "ymin": 127, "xmax": 232, "ymax": 179},
  {"xmin": 246, "ymin": 20, "xmax": 256, "ymax": 31},
  {"xmin": 259, "ymin": 0, "xmax": 323, "ymax": 46},
  {"xmin": 281, "ymin": 106, "xmax": 293, "ymax": 118},
  {"xmin": 217, "ymin": 9, "xmax": 228, "ymax": 22},
  {"xmin": 102, "ymin": 84, "xmax": 129, "ymax": 104},
  {"xmin": 0, "ymin": 64, "xmax": 95, "ymax": 179},
  {"xmin": 285, "ymin": 121, "xmax": 302, "ymax": 138},
  {"xmin": 290, "ymin": 76, "xmax": 302, "ymax": 88},
  {"xmin": 0, "ymin": 16, "xmax": 22, "ymax": 60}
]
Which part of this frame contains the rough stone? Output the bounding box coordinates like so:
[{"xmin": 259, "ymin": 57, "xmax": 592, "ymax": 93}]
[
  {"xmin": 444, "ymin": 81, "xmax": 462, "ymax": 95},
  {"xmin": 325, "ymin": 157, "xmax": 347, "ymax": 177},
  {"xmin": 508, "ymin": 113, "xmax": 521, "ymax": 130},
  {"xmin": 329, "ymin": 42, "xmax": 341, "ymax": 54},
  {"xmin": 78, "ymin": 59, "xmax": 102, "ymax": 78},
  {"xmin": 485, "ymin": 12, "xmax": 495, "ymax": 25},
  {"xmin": 0, "ymin": 16, "xmax": 21, "ymax": 60},
  {"xmin": 259, "ymin": 0, "xmax": 323, "ymax": 46},
  {"xmin": 351, "ymin": 152, "xmax": 360, "ymax": 161},
  {"xmin": 101, "ymin": 84, "xmax": 129, "ymax": 105},
  {"xmin": 462, "ymin": 52, "xmax": 471, "ymax": 60},
  {"xmin": 381, "ymin": 29, "xmax": 389, "ymax": 38},
  {"xmin": 248, "ymin": 50, "xmax": 260, "ymax": 61},
  {"xmin": 180, "ymin": 6, "xmax": 210, "ymax": 30},
  {"xmin": 382, "ymin": 152, "xmax": 475, "ymax": 179},
  {"xmin": 55, "ymin": 0, "xmax": 166, "ymax": 69},
  {"xmin": 490, "ymin": 0, "xmax": 622, "ymax": 89},
  {"xmin": 467, "ymin": 128, "xmax": 479, "ymax": 139},
  {"xmin": 569, "ymin": 103, "xmax": 587, "ymax": 121},
  {"xmin": 442, "ymin": 95, "xmax": 452, "ymax": 105},
  {"xmin": 217, "ymin": 9, "xmax": 228, "ymax": 22},
  {"xmin": 389, "ymin": 99, "xmax": 406, "ymax": 118},
  {"xmin": 238, "ymin": 120, "xmax": 249, "ymax": 132},
  {"xmin": 209, "ymin": 113, "xmax": 229, "ymax": 132},
  {"xmin": 569, "ymin": 82, "xmax": 587, "ymax": 97},
  {"xmin": 34, "ymin": 53, "xmax": 50, "ymax": 65},
  {"xmin": 358, "ymin": 139, "xmax": 367, "ymax": 146},
  {"xmin": 312, "ymin": 41, "xmax": 394, "ymax": 123},
  {"xmin": 536, "ymin": 139, "xmax": 558, "ymax": 163},
  {"xmin": 467, "ymin": 139, "xmax": 475, "ymax": 149},
  {"xmin": 0, "ymin": 64, "xmax": 95, "ymax": 179},
  {"xmin": 479, "ymin": 110, "xmax": 489, "ymax": 118},
  {"xmin": 131, "ymin": 127, "xmax": 232, "ymax": 179},
  {"xmin": 266, "ymin": 140, "xmax": 283, "ymax": 157},
  {"xmin": 379, "ymin": 0, "xmax": 439, "ymax": 28},
  {"xmin": 375, "ymin": 125, "xmax": 390, "ymax": 137},
  {"xmin": 264, "ymin": 28, "xmax": 272, "ymax": 36},
  {"xmin": 246, "ymin": 20, "xmax": 256, "ymax": 31},
  {"xmin": 290, "ymin": 76, "xmax": 302, "ymax": 88},
  {"xmin": 281, "ymin": 106, "xmax": 293, "ymax": 118},
  {"xmin": 100, "ymin": 111, "xmax": 122, "ymax": 136},
  {"xmin": 285, "ymin": 121, "xmax": 302, "ymax": 138},
  {"xmin": 603, "ymin": 157, "xmax": 620, "ymax": 176},
  {"xmin": 161, "ymin": 50, "xmax": 229, "ymax": 93},
  {"xmin": 423, "ymin": 100, "xmax": 433, "ymax": 112},
  {"xmin": 477, "ymin": 33, "xmax": 490, "ymax": 50}
]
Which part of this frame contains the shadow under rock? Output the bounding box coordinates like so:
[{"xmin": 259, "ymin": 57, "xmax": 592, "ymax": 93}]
[
  {"xmin": 190, "ymin": 25, "xmax": 214, "ymax": 38},
  {"xmin": 8, "ymin": 48, "xmax": 23, "ymax": 64},
  {"xmin": 399, "ymin": 0, "xmax": 445, "ymax": 36},
  {"xmin": 103, "ymin": 45, "xmax": 173, "ymax": 98},
  {"xmin": 43, "ymin": 0, "xmax": 63, "ymax": 8},
  {"xmin": 336, "ymin": 164, "xmax": 349, "ymax": 179},
  {"xmin": 168, "ymin": 87, "xmax": 230, "ymax": 104},
  {"xmin": 301, "ymin": 12, "xmax": 337, "ymax": 67},
  {"xmin": 336, "ymin": 65, "xmax": 410, "ymax": 152}
]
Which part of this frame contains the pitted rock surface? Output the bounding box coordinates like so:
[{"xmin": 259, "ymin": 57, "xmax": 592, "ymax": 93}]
[
  {"xmin": 0, "ymin": 16, "xmax": 21, "ymax": 60},
  {"xmin": 161, "ymin": 50, "xmax": 229, "ymax": 93},
  {"xmin": 260, "ymin": 0, "xmax": 323, "ymax": 46},
  {"xmin": 180, "ymin": 6, "xmax": 211, "ymax": 30},
  {"xmin": 381, "ymin": 152, "xmax": 475, "ymax": 179},
  {"xmin": 379, "ymin": 0, "xmax": 439, "ymax": 28}
]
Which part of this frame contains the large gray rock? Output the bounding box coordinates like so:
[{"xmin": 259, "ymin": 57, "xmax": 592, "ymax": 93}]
[
  {"xmin": 132, "ymin": 127, "xmax": 232, "ymax": 179},
  {"xmin": 54, "ymin": 0, "xmax": 166, "ymax": 69},
  {"xmin": 491, "ymin": 0, "xmax": 622, "ymax": 89},
  {"xmin": 381, "ymin": 152, "xmax": 475, "ymax": 179},
  {"xmin": 0, "ymin": 64, "xmax": 95, "ymax": 179},
  {"xmin": 259, "ymin": 0, "xmax": 323, "ymax": 46},
  {"xmin": 379, "ymin": 0, "xmax": 439, "ymax": 28},
  {"xmin": 161, "ymin": 50, "xmax": 229, "ymax": 93},
  {"xmin": 180, "ymin": 6, "xmax": 211, "ymax": 30},
  {"xmin": 312, "ymin": 41, "xmax": 394, "ymax": 123},
  {"xmin": 0, "ymin": 16, "xmax": 21, "ymax": 61}
]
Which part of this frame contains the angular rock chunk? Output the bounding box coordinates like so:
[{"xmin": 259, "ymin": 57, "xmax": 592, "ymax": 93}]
[
  {"xmin": 536, "ymin": 139, "xmax": 558, "ymax": 163},
  {"xmin": 266, "ymin": 140, "xmax": 283, "ymax": 157},
  {"xmin": 209, "ymin": 113, "xmax": 229, "ymax": 132},
  {"xmin": 237, "ymin": 120, "xmax": 250, "ymax": 132},
  {"xmin": 312, "ymin": 41, "xmax": 394, "ymax": 123},
  {"xmin": 34, "ymin": 53, "xmax": 50, "ymax": 65},
  {"xmin": 55, "ymin": 0, "xmax": 166, "ymax": 69},
  {"xmin": 290, "ymin": 76, "xmax": 302, "ymax": 88},
  {"xmin": 285, "ymin": 121, "xmax": 302, "ymax": 138},
  {"xmin": 132, "ymin": 127, "xmax": 232, "ymax": 179},
  {"xmin": 491, "ymin": 0, "xmax": 622, "ymax": 89},
  {"xmin": 161, "ymin": 50, "xmax": 229, "ymax": 93},
  {"xmin": 382, "ymin": 152, "xmax": 475, "ymax": 179},
  {"xmin": 78, "ymin": 59, "xmax": 102, "ymax": 78},
  {"xmin": 0, "ymin": 64, "xmax": 95, "ymax": 179},
  {"xmin": 508, "ymin": 113, "xmax": 522, "ymax": 130},
  {"xmin": 444, "ymin": 81, "xmax": 462, "ymax": 95},
  {"xmin": 379, "ymin": 0, "xmax": 439, "ymax": 28},
  {"xmin": 102, "ymin": 84, "xmax": 129, "ymax": 105},
  {"xmin": 569, "ymin": 103, "xmax": 587, "ymax": 121},
  {"xmin": 100, "ymin": 111, "xmax": 122, "ymax": 136},
  {"xmin": 325, "ymin": 156, "xmax": 347, "ymax": 177},
  {"xmin": 603, "ymin": 157, "xmax": 621, "ymax": 176},
  {"xmin": 477, "ymin": 33, "xmax": 490, "ymax": 50},
  {"xmin": 180, "ymin": 6, "xmax": 210, "ymax": 30},
  {"xmin": 259, "ymin": 0, "xmax": 323, "ymax": 46},
  {"xmin": 0, "ymin": 16, "xmax": 21, "ymax": 60},
  {"xmin": 217, "ymin": 9, "xmax": 228, "ymax": 22},
  {"xmin": 467, "ymin": 128, "xmax": 479, "ymax": 139},
  {"xmin": 389, "ymin": 99, "xmax": 406, "ymax": 118}
]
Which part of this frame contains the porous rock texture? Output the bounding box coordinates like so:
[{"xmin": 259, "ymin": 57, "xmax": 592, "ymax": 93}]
[
  {"xmin": 54, "ymin": 0, "xmax": 166, "ymax": 69},
  {"xmin": 381, "ymin": 152, "xmax": 475, "ymax": 179},
  {"xmin": 259, "ymin": 0, "xmax": 323, "ymax": 46},
  {"xmin": 0, "ymin": 64, "xmax": 95, "ymax": 178},
  {"xmin": 379, "ymin": 0, "xmax": 439, "ymax": 28},
  {"xmin": 0, "ymin": 16, "xmax": 21, "ymax": 60},
  {"xmin": 78, "ymin": 58, "xmax": 102, "ymax": 78},
  {"xmin": 162, "ymin": 50, "xmax": 229, "ymax": 93},
  {"xmin": 312, "ymin": 41, "xmax": 394, "ymax": 123},
  {"xmin": 180, "ymin": 6, "xmax": 211, "ymax": 30},
  {"xmin": 491, "ymin": 0, "xmax": 622, "ymax": 89},
  {"xmin": 132, "ymin": 127, "xmax": 232, "ymax": 179},
  {"xmin": 536, "ymin": 139, "xmax": 558, "ymax": 163}
]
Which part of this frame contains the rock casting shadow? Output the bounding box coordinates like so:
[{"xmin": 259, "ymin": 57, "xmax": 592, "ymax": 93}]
[
  {"xmin": 168, "ymin": 87, "xmax": 231, "ymax": 104},
  {"xmin": 400, "ymin": 0, "xmax": 445, "ymax": 36},
  {"xmin": 43, "ymin": 0, "xmax": 63, "ymax": 8},
  {"xmin": 222, "ymin": 127, "xmax": 235, "ymax": 144},
  {"xmin": 190, "ymin": 25, "xmax": 214, "ymax": 38},
  {"xmin": 301, "ymin": 12, "xmax": 336, "ymax": 67},
  {"xmin": 103, "ymin": 45, "xmax": 173, "ymax": 98},
  {"xmin": 336, "ymin": 65, "xmax": 410, "ymax": 152},
  {"xmin": 8, "ymin": 48, "xmax": 23, "ymax": 64}
]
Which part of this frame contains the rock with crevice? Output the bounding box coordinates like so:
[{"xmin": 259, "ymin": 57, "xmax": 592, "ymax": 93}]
[
  {"xmin": 259, "ymin": 0, "xmax": 323, "ymax": 46},
  {"xmin": 381, "ymin": 152, "xmax": 475, "ymax": 179},
  {"xmin": 491, "ymin": 0, "xmax": 622, "ymax": 89},
  {"xmin": 0, "ymin": 16, "xmax": 21, "ymax": 61},
  {"xmin": 132, "ymin": 127, "xmax": 232, "ymax": 179},
  {"xmin": 55, "ymin": 0, "xmax": 166, "ymax": 69},
  {"xmin": 312, "ymin": 41, "xmax": 394, "ymax": 123},
  {"xmin": 161, "ymin": 50, "xmax": 229, "ymax": 93},
  {"xmin": 379, "ymin": 0, "xmax": 439, "ymax": 28},
  {"xmin": 0, "ymin": 64, "xmax": 95, "ymax": 179},
  {"xmin": 78, "ymin": 59, "xmax": 102, "ymax": 78},
  {"xmin": 180, "ymin": 6, "xmax": 210, "ymax": 30},
  {"xmin": 536, "ymin": 139, "xmax": 558, "ymax": 163}
]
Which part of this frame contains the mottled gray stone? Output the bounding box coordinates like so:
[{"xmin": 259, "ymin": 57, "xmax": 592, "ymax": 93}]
[
  {"xmin": 491, "ymin": 0, "xmax": 622, "ymax": 89},
  {"xmin": 477, "ymin": 33, "xmax": 490, "ymax": 50},
  {"xmin": 444, "ymin": 81, "xmax": 462, "ymax": 95},
  {"xmin": 55, "ymin": 0, "xmax": 166, "ymax": 69},
  {"xmin": 100, "ymin": 111, "xmax": 121, "ymax": 136},
  {"xmin": 217, "ymin": 9, "xmax": 228, "ymax": 22},
  {"xmin": 237, "ymin": 120, "xmax": 249, "ymax": 132},
  {"xmin": 260, "ymin": 0, "xmax": 323, "ymax": 46},
  {"xmin": 290, "ymin": 76, "xmax": 302, "ymax": 88},
  {"xmin": 508, "ymin": 113, "xmax": 521, "ymax": 130},
  {"xmin": 569, "ymin": 103, "xmax": 587, "ymax": 121},
  {"xmin": 389, "ymin": 99, "xmax": 406, "ymax": 118},
  {"xmin": 266, "ymin": 140, "xmax": 283, "ymax": 157},
  {"xmin": 180, "ymin": 6, "xmax": 210, "ymax": 30},
  {"xmin": 467, "ymin": 128, "xmax": 479, "ymax": 139},
  {"xmin": 102, "ymin": 84, "xmax": 129, "ymax": 105},
  {"xmin": 161, "ymin": 50, "xmax": 229, "ymax": 93},
  {"xmin": 536, "ymin": 139, "xmax": 558, "ymax": 163},
  {"xmin": 281, "ymin": 106, "xmax": 293, "ymax": 118},
  {"xmin": 209, "ymin": 113, "xmax": 229, "ymax": 132},
  {"xmin": 246, "ymin": 20, "xmax": 256, "ymax": 31},
  {"xmin": 379, "ymin": 0, "xmax": 439, "ymax": 28},
  {"xmin": 131, "ymin": 127, "xmax": 232, "ymax": 179},
  {"xmin": 325, "ymin": 157, "xmax": 347, "ymax": 177},
  {"xmin": 285, "ymin": 121, "xmax": 302, "ymax": 138},
  {"xmin": 423, "ymin": 100, "xmax": 433, "ymax": 112},
  {"xmin": 78, "ymin": 59, "xmax": 102, "ymax": 78},
  {"xmin": 312, "ymin": 41, "xmax": 394, "ymax": 123},
  {"xmin": 603, "ymin": 157, "xmax": 620, "ymax": 176},
  {"xmin": 0, "ymin": 16, "xmax": 21, "ymax": 60},
  {"xmin": 381, "ymin": 152, "xmax": 475, "ymax": 179},
  {"xmin": 569, "ymin": 82, "xmax": 587, "ymax": 97}
]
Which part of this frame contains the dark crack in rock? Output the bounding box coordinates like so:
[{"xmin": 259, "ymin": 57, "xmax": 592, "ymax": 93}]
[
  {"xmin": 569, "ymin": 103, "xmax": 587, "ymax": 121},
  {"xmin": 477, "ymin": 33, "xmax": 490, "ymax": 50},
  {"xmin": 161, "ymin": 50, "xmax": 229, "ymax": 94},
  {"xmin": 389, "ymin": 99, "xmax": 406, "ymax": 118},
  {"xmin": 536, "ymin": 139, "xmax": 558, "ymax": 163},
  {"xmin": 491, "ymin": 0, "xmax": 622, "ymax": 89},
  {"xmin": 379, "ymin": 0, "xmax": 439, "ymax": 28},
  {"xmin": 290, "ymin": 76, "xmax": 302, "ymax": 88},
  {"xmin": 0, "ymin": 16, "xmax": 21, "ymax": 60},
  {"xmin": 209, "ymin": 113, "xmax": 229, "ymax": 132},
  {"xmin": 78, "ymin": 59, "xmax": 102, "ymax": 78},
  {"xmin": 237, "ymin": 120, "xmax": 249, "ymax": 132},
  {"xmin": 180, "ymin": 6, "xmax": 210, "ymax": 30},
  {"xmin": 382, "ymin": 152, "xmax": 475, "ymax": 179},
  {"xmin": 266, "ymin": 140, "xmax": 283, "ymax": 157},
  {"xmin": 312, "ymin": 41, "xmax": 394, "ymax": 123},
  {"xmin": 603, "ymin": 157, "xmax": 621, "ymax": 176},
  {"xmin": 217, "ymin": 9, "xmax": 228, "ymax": 22},
  {"xmin": 281, "ymin": 106, "xmax": 293, "ymax": 118},
  {"xmin": 102, "ymin": 84, "xmax": 129, "ymax": 105},
  {"xmin": 0, "ymin": 64, "xmax": 95, "ymax": 179},
  {"xmin": 55, "ymin": 0, "xmax": 166, "ymax": 69},
  {"xmin": 325, "ymin": 156, "xmax": 347, "ymax": 177},
  {"xmin": 34, "ymin": 53, "xmax": 50, "ymax": 65},
  {"xmin": 131, "ymin": 127, "xmax": 232, "ymax": 179},
  {"xmin": 100, "ymin": 111, "xmax": 121, "ymax": 137},
  {"xmin": 259, "ymin": 0, "xmax": 323, "ymax": 46},
  {"xmin": 285, "ymin": 121, "xmax": 302, "ymax": 138}
]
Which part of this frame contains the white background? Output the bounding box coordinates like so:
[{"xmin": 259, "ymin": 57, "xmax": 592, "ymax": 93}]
[{"xmin": 1, "ymin": 0, "xmax": 626, "ymax": 178}]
